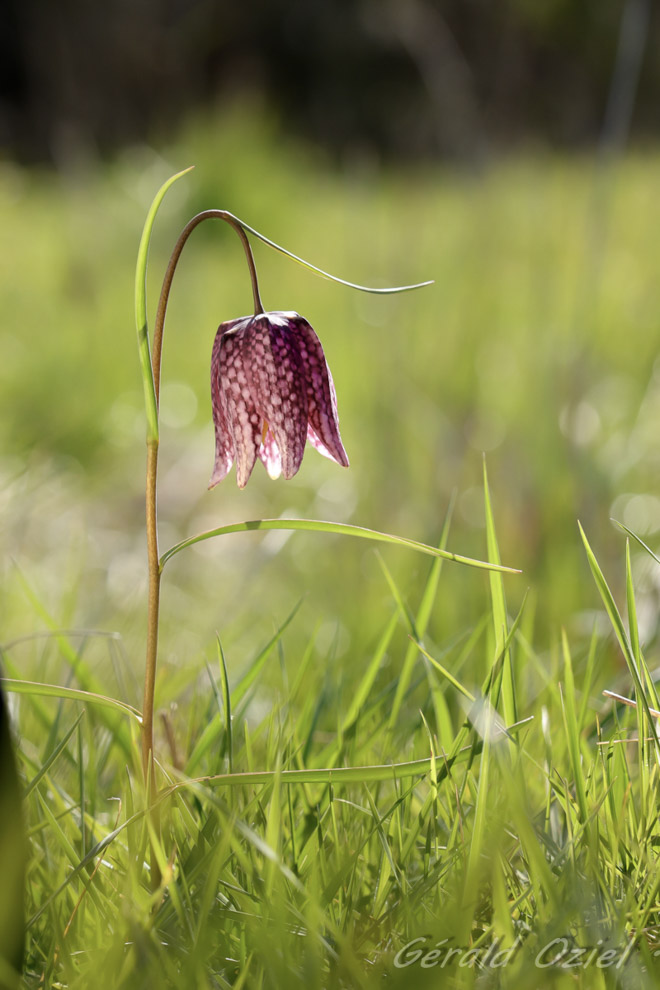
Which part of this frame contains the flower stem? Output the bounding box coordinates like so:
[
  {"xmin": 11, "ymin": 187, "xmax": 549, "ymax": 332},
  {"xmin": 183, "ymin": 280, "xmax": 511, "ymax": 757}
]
[
  {"xmin": 150, "ymin": 211, "xmax": 264, "ymax": 408},
  {"xmin": 141, "ymin": 211, "xmax": 263, "ymax": 799},
  {"xmin": 141, "ymin": 441, "xmax": 161, "ymax": 781}
]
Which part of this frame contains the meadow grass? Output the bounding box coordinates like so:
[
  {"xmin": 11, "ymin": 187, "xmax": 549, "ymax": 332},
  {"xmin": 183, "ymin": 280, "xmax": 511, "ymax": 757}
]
[{"xmin": 2, "ymin": 107, "xmax": 660, "ymax": 987}]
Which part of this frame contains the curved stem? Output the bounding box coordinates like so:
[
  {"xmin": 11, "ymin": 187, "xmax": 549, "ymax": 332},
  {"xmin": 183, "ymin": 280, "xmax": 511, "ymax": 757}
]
[
  {"xmin": 141, "ymin": 211, "xmax": 263, "ymax": 786},
  {"xmin": 151, "ymin": 211, "xmax": 263, "ymax": 405},
  {"xmin": 226, "ymin": 212, "xmax": 434, "ymax": 294},
  {"xmin": 141, "ymin": 442, "xmax": 161, "ymax": 780}
]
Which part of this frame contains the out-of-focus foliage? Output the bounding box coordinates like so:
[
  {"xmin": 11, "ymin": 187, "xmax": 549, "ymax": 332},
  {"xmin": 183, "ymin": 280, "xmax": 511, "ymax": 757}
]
[
  {"xmin": 1, "ymin": 0, "xmax": 657, "ymax": 165},
  {"xmin": 2, "ymin": 108, "xmax": 660, "ymax": 687}
]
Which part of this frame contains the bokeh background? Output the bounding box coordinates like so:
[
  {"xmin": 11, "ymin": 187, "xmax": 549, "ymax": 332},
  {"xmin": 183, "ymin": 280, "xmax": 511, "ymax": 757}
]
[{"xmin": 2, "ymin": 0, "xmax": 660, "ymax": 716}]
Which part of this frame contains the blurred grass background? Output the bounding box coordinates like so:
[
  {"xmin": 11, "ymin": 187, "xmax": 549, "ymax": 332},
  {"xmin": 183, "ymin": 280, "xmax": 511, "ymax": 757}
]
[{"xmin": 2, "ymin": 102, "xmax": 660, "ymax": 720}]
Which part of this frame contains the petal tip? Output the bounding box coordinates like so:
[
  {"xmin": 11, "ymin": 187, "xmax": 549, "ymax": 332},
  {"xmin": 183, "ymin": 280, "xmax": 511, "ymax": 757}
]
[{"xmin": 208, "ymin": 458, "xmax": 232, "ymax": 490}]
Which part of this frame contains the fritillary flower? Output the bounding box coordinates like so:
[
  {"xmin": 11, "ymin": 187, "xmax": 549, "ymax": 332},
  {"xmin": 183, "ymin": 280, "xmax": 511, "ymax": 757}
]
[{"xmin": 210, "ymin": 310, "xmax": 349, "ymax": 489}]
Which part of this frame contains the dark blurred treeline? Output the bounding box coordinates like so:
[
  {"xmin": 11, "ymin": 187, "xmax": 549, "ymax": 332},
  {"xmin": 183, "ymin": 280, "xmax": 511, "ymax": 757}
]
[{"xmin": 1, "ymin": 0, "xmax": 657, "ymax": 166}]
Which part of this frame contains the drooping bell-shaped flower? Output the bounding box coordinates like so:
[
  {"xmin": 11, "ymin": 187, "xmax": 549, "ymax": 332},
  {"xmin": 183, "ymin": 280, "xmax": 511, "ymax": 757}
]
[{"xmin": 210, "ymin": 311, "xmax": 349, "ymax": 489}]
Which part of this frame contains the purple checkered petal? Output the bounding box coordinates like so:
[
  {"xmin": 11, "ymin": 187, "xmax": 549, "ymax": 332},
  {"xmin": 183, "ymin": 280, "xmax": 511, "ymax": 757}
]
[
  {"xmin": 208, "ymin": 322, "xmax": 236, "ymax": 488},
  {"xmin": 242, "ymin": 314, "xmax": 309, "ymax": 480},
  {"xmin": 259, "ymin": 426, "xmax": 282, "ymax": 480},
  {"xmin": 306, "ymin": 423, "xmax": 338, "ymax": 461},
  {"xmin": 286, "ymin": 314, "xmax": 349, "ymax": 468},
  {"xmin": 217, "ymin": 321, "xmax": 264, "ymax": 489}
]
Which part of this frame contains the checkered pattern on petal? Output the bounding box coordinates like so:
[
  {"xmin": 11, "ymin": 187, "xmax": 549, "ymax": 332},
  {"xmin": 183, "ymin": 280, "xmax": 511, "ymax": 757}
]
[
  {"xmin": 208, "ymin": 322, "xmax": 236, "ymax": 488},
  {"xmin": 209, "ymin": 310, "xmax": 349, "ymax": 488},
  {"xmin": 217, "ymin": 320, "xmax": 263, "ymax": 488},
  {"xmin": 286, "ymin": 314, "xmax": 349, "ymax": 468},
  {"xmin": 259, "ymin": 426, "xmax": 282, "ymax": 479},
  {"xmin": 243, "ymin": 315, "xmax": 309, "ymax": 480}
]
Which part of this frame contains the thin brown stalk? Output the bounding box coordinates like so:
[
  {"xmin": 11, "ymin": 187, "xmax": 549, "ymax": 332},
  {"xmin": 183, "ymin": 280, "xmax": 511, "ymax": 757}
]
[{"xmin": 141, "ymin": 210, "xmax": 263, "ymax": 828}]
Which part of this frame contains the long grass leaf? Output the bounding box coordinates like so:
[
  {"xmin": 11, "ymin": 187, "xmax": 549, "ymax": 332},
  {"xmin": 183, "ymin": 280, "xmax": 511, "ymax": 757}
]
[
  {"xmin": 389, "ymin": 500, "xmax": 455, "ymax": 728},
  {"xmin": 1, "ymin": 679, "xmax": 142, "ymax": 723},
  {"xmin": 560, "ymin": 632, "xmax": 589, "ymax": 824},
  {"xmin": 412, "ymin": 641, "xmax": 476, "ymax": 703},
  {"xmin": 484, "ymin": 458, "xmax": 517, "ymax": 727},
  {"xmin": 232, "ymin": 601, "xmax": 301, "ymax": 706},
  {"xmin": 175, "ymin": 718, "xmax": 531, "ymax": 792},
  {"xmin": 160, "ymin": 518, "xmax": 521, "ymax": 572},
  {"xmin": 612, "ymin": 519, "xmax": 660, "ymax": 567},
  {"xmin": 579, "ymin": 522, "xmax": 660, "ymax": 759},
  {"xmin": 217, "ymin": 639, "xmax": 233, "ymax": 774},
  {"xmin": 341, "ymin": 610, "xmax": 399, "ymax": 731},
  {"xmin": 24, "ymin": 712, "xmax": 85, "ymax": 799}
]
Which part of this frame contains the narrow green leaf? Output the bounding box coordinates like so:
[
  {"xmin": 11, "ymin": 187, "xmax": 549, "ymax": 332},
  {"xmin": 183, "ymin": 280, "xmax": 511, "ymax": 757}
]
[
  {"xmin": 0, "ymin": 679, "xmax": 142, "ymax": 723},
  {"xmin": 174, "ymin": 716, "xmax": 531, "ymax": 792},
  {"xmin": 579, "ymin": 521, "xmax": 660, "ymax": 759},
  {"xmin": 375, "ymin": 553, "xmax": 417, "ymax": 637},
  {"xmin": 217, "ymin": 639, "xmax": 233, "ymax": 774},
  {"xmin": 462, "ymin": 737, "xmax": 492, "ymax": 937},
  {"xmin": 24, "ymin": 712, "xmax": 84, "ymax": 798},
  {"xmin": 624, "ymin": 539, "xmax": 658, "ymax": 791},
  {"xmin": 341, "ymin": 610, "xmax": 399, "ymax": 731},
  {"xmin": 202, "ymin": 658, "xmax": 227, "ymax": 777},
  {"xmin": 36, "ymin": 790, "xmax": 80, "ymax": 870},
  {"xmin": 412, "ymin": 641, "xmax": 476, "ymax": 703},
  {"xmin": 160, "ymin": 517, "xmax": 521, "ymax": 572},
  {"xmin": 183, "ymin": 712, "xmax": 222, "ymax": 778},
  {"xmin": 579, "ymin": 523, "xmax": 637, "ymax": 679},
  {"xmin": 189, "ymin": 756, "xmax": 447, "ymax": 788},
  {"xmin": 264, "ymin": 761, "xmax": 282, "ymax": 898},
  {"xmin": 77, "ymin": 720, "xmax": 86, "ymax": 857},
  {"xmin": 232, "ymin": 601, "xmax": 301, "ymax": 706},
  {"xmin": 389, "ymin": 499, "xmax": 455, "ymax": 729},
  {"xmin": 577, "ymin": 623, "xmax": 599, "ymax": 731},
  {"xmin": 185, "ymin": 606, "xmax": 299, "ymax": 775},
  {"xmin": 612, "ymin": 519, "xmax": 660, "ymax": 567},
  {"xmin": 560, "ymin": 631, "xmax": 588, "ymax": 824},
  {"xmin": 228, "ymin": 211, "xmax": 433, "ymax": 294},
  {"xmin": 625, "ymin": 540, "xmax": 659, "ymax": 708},
  {"xmin": 134, "ymin": 166, "xmax": 194, "ymax": 443},
  {"xmin": 484, "ymin": 457, "xmax": 516, "ymax": 728},
  {"xmin": 625, "ymin": 541, "xmax": 641, "ymax": 665},
  {"xmin": 289, "ymin": 628, "xmax": 318, "ymax": 704}
]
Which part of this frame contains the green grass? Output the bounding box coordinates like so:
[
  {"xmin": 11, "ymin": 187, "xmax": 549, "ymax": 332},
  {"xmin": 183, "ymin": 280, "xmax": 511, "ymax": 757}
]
[{"xmin": 3, "ymin": 105, "xmax": 660, "ymax": 987}]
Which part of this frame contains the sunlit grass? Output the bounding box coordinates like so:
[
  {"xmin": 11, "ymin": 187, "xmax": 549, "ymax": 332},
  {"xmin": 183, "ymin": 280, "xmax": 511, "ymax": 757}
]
[{"xmin": 7, "ymin": 471, "xmax": 660, "ymax": 988}]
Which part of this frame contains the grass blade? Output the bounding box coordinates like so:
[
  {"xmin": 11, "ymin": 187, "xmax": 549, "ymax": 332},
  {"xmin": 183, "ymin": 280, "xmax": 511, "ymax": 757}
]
[
  {"xmin": 389, "ymin": 499, "xmax": 455, "ymax": 728},
  {"xmin": 1, "ymin": 679, "xmax": 142, "ymax": 724},
  {"xmin": 232, "ymin": 602, "xmax": 301, "ymax": 706},
  {"xmin": 160, "ymin": 517, "xmax": 521, "ymax": 573},
  {"xmin": 579, "ymin": 522, "xmax": 660, "ymax": 759},
  {"xmin": 341, "ymin": 610, "xmax": 399, "ymax": 732},
  {"xmin": 612, "ymin": 519, "xmax": 660, "ymax": 567},
  {"xmin": 560, "ymin": 631, "xmax": 589, "ymax": 825},
  {"xmin": 175, "ymin": 718, "xmax": 531, "ymax": 791},
  {"xmin": 484, "ymin": 457, "xmax": 517, "ymax": 728},
  {"xmin": 24, "ymin": 712, "xmax": 85, "ymax": 799},
  {"xmin": 217, "ymin": 639, "xmax": 233, "ymax": 774}
]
